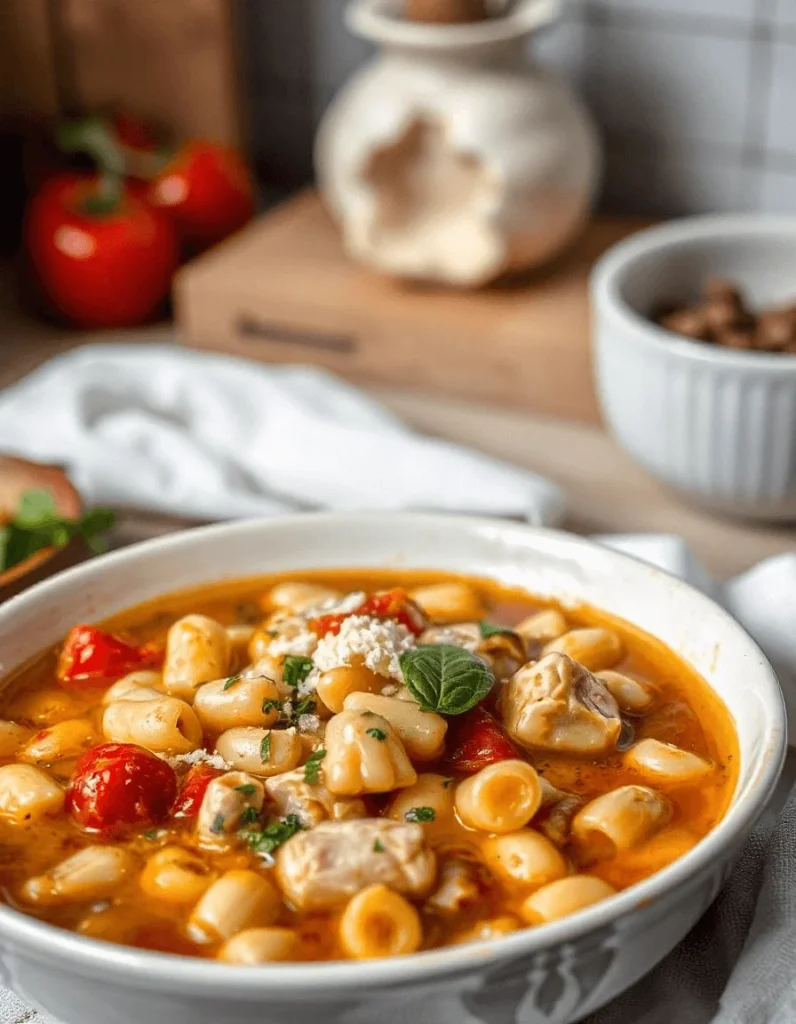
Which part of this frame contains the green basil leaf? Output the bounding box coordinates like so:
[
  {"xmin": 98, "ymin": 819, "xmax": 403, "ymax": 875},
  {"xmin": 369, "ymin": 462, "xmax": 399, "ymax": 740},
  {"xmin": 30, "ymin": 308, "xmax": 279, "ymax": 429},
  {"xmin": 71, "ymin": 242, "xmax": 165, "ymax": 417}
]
[
  {"xmin": 15, "ymin": 489, "xmax": 57, "ymax": 527},
  {"xmin": 399, "ymin": 644, "xmax": 493, "ymax": 716},
  {"xmin": 479, "ymin": 620, "xmax": 514, "ymax": 639}
]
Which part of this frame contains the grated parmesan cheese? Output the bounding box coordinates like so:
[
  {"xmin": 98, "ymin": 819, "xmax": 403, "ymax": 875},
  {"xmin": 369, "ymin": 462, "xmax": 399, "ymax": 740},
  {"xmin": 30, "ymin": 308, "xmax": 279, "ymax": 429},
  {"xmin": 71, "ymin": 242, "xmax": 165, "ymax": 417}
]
[
  {"xmin": 312, "ymin": 615, "xmax": 414, "ymax": 681},
  {"xmin": 267, "ymin": 621, "xmax": 318, "ymax": 659},
  {"xmin": 167, "ymin": 749, "xmax": 231, "ymax": 771},
  {"xmin": 297, "ymin": 713, "xmax": 321, "ymax": 735}
]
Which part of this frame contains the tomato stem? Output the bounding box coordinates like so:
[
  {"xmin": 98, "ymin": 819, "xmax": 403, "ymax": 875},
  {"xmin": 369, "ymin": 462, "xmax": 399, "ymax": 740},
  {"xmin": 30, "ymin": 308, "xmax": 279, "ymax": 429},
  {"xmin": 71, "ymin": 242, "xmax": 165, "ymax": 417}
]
[{"xmin": 56, "ymin": 117, "xmax": 126, "ymax": 215}]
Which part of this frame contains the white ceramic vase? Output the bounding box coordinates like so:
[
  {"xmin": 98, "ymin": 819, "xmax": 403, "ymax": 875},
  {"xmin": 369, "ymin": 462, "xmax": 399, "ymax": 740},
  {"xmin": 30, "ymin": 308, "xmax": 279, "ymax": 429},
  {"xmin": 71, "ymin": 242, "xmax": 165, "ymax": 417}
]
[{"xmin": 315, "ymin": 0, "xmax": 601, "ymax": 288}]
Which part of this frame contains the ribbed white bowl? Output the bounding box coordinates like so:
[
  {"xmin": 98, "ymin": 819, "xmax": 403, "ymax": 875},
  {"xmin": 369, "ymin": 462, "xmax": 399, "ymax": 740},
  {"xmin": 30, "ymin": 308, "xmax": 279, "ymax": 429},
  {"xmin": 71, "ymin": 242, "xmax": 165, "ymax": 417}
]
[{"xmin": 591, "ymin": 215, "xmax": 796, "ymax": 521}]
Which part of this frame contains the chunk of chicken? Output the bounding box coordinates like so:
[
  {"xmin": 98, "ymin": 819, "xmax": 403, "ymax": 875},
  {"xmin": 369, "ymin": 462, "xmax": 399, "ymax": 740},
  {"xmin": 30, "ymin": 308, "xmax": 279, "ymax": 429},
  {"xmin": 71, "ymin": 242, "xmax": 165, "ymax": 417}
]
[
  {"xmin": 502, "ymin": 653, "xmax": 622, "ymax": 756},
  {"xmin": 323, "ymin": 710, "xmax": 416, "ymax": 796},
  {"xmin": 195, "ymin": 772, "xmax": 264, "ymax": 848},
  {"xmin": 427, "ymin": 858, "xmax": 482, "ymax": 914},
  {"xmin": 264, "ymin": 768, "xmax": 366, "ymax": 828},
  {"xmin": 534, "ymin": 776, "xmax": 584, "ymax": 848},
  {"xmin": 275, "ymin": 819, "xmax": 436, "ymax": 911}
]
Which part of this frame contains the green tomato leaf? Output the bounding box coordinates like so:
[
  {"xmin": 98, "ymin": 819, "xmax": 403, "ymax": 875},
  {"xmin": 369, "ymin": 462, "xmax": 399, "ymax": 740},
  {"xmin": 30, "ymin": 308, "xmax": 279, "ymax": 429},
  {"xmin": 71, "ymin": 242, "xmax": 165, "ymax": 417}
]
[{"xmin": 399, "ymin": 644, "xmax": 493, "ymax": 716}]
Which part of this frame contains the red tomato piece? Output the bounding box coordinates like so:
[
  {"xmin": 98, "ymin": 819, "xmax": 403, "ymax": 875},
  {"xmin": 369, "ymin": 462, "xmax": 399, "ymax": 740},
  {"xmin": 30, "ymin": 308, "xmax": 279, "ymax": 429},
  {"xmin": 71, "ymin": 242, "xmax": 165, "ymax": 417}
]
[
  {"xmin": 67, "ymin": 743, "xmax": 177, "ymax": 832},
  {"xmin": 172, "ymin": 763, "xmax": 224, "ymax": 819},
  {"xmin": 308, "ymin": 612, "xmax": 349, "ymax": 638},
  {"xmin": 57, "ymin": 625, "xmax": 163, "ymax": 690},
  {"xmin": 447, "ymin": 706, "xmax": 519, "ymax": 773}
]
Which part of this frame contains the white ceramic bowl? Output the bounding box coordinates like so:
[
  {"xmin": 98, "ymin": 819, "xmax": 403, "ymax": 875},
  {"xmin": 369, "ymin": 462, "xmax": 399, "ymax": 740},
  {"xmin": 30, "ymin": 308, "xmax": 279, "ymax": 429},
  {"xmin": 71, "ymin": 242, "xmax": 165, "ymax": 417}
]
[
  {"xmin": 591, "ymin": 215, "xmax": 796, "ymax": 521},
  {"xmin": 0, "ymin": 514, "xmax": 785, "ymax": 1024}
]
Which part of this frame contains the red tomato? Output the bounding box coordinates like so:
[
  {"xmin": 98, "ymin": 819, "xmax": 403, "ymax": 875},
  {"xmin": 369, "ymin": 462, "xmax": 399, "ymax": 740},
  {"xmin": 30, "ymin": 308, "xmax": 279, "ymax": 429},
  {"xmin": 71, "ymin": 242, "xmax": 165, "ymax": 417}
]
[
  {"xmin": 24, "ymin": 172, "xmax": 178, "ymax": 328},
  {"xmin": 67, "ymin": 743, "xmax": 177, "ymax": 832},
  {"xmin": 447, "ymin": 706, "xmax": 519, "ymax": 773},
  {"xmin": 148, "ymin": 140, "xmax": 254, "ymax": 253},
  {"xmin": 309, "ymin": 589, "xmax": 427, "ymax": 638},
  {"xmin": 57, "ymin": 624, "xmax": 163, "ymax": 690},
  {"xmin": 172, "ymin": 763, "xmax": 223, "ymax": 818}
]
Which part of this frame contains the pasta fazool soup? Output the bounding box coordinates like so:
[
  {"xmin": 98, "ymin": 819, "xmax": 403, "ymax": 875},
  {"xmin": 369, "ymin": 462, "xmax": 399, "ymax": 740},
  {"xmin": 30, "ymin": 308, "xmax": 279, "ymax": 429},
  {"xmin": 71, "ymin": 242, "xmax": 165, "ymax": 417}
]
[{"xmin": 0, "ymin": 571, "xmax": 737, "ymax": 963}]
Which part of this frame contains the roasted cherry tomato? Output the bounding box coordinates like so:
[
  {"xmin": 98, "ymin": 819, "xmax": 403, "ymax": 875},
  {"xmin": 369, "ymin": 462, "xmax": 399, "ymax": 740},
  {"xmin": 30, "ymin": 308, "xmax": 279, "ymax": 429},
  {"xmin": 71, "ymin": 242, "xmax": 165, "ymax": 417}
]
[
  {"xmin": 172, "ymin": 763, "xmax": 223, "ymax": 819},
  {"xmin": 148, "ymin": 140, "xmax": 254, "ymax": 253},
  {"xmin": 57, "ymin": 624, "xmax": 163, "ymax": 690},
  {"xmin": 309, "ymin": 589, "xmax": 427, "ymax": 637},
  {"xmin": 67, "ymin": 743, "xmax": 177, "ymax": 831},
  {"xmin": 447, "ymin": 706, "xmax": 519, "ymax": 773}
]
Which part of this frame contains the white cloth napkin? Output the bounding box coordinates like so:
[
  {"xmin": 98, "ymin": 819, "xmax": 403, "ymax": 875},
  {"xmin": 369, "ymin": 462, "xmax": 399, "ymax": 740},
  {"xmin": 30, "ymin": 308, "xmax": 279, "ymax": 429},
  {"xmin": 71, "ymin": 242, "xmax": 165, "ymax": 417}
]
[
  {"xmin": 0, "ymin": 343, "xmax": 565, "ymax": 526},
  {"xmin": 3, "ymin": 533, "xmax": 795, "ymax": 1024}
]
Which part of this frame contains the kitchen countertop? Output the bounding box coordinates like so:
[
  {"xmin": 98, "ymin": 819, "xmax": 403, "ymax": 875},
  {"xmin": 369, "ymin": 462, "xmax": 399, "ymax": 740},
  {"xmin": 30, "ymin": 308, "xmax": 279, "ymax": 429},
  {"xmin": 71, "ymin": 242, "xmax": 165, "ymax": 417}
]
[{"xmin": 0, "ymin": 264, "xmax": 792, "ymax": 579}]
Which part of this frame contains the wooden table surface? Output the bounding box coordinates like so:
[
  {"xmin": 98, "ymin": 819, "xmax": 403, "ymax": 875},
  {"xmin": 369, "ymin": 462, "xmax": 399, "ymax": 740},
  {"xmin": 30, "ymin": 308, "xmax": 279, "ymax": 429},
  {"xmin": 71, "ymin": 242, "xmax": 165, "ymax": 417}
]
[{"xmin": 0, "ymin": 264, "xmax": 792, "ymax": 580}]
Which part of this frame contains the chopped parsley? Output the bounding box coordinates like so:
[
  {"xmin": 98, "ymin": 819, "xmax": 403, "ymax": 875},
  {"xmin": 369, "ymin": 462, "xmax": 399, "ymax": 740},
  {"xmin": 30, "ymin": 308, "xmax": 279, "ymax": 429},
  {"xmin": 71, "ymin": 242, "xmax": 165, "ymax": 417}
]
[
  {"xmin": 223, "ymin": 675, "xmax": 241, "ymax": 690},
  {"xmin": 235, "ymin": 783, "xmax": 257, "ymax": 797},
  {"xmin": 241, "ymin": 814, "xmax": 304, "ymax": 856},
  {"xmin": 373, "ymin": 839, "xmax": 385, "ymax": 853},
  {"xmin": 478, "ymin": 620, "xmax": 513, "ymax": 639},
  {"xmin": 260, "ymin": 734, "xmax": 272, "ymax": 762},
  {"xmin": 303, "ymin": 748, "xmax": 326, "ymax": 785},
  {"xmin": 283, "ymin": 655, "xmax": 314, "ymax": 690},
  {"xmin": 285, "ymin": 693, "xmax": 316, "ymax": 724},
  {"xmin": 210, "ymin": 813, "xmax": 226, "ymax": 835},
  {"xmin": 238, "ymin": 806, "xmax": 260, "ymax": 827},
  {"xmin": 366, "ymin": 727, "xmax": 387, "ymax": 742},
  {"xmin": 404, "ymin": 806, "xmax": 436, "ymax": 823},
  {"xmin": 262, "ymin": 698, "xmax": 283, "ymax": 715},
  {"xmin": 143, "ymin": 828, "xmax": 163, "ymax": 841},
  {"xmin": 442, "ymin": 777, "xmax": 455, "ymax": 788}
]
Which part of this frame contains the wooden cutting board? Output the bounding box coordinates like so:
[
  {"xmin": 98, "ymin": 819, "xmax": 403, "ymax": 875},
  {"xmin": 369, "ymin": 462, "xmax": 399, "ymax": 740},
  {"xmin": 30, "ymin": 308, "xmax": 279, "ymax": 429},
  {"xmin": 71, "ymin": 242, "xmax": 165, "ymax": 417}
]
[{"xmin": 175, "ymin": 191, "xmax": 649, "ymax": 424}]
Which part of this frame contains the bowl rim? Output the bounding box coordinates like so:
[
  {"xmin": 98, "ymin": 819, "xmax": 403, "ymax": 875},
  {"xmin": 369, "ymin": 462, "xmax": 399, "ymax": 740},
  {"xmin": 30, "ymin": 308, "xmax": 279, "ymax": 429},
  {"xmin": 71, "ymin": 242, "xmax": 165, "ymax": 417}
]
[
  {"xmin": 590, "ymin": 213, "xmax": 796, "ymax": 374},
  {"xmin": 0, "ymin": 512, "xmax": 785, "ymax": 994}
]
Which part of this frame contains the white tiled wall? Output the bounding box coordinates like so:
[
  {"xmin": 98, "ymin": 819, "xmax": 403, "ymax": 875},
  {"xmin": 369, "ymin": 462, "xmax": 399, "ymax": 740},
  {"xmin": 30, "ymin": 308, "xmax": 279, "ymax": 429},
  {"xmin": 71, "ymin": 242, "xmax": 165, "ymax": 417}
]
[{"xmin": 240, "ymin": 0, "xmax": 796, "ymax": 215}]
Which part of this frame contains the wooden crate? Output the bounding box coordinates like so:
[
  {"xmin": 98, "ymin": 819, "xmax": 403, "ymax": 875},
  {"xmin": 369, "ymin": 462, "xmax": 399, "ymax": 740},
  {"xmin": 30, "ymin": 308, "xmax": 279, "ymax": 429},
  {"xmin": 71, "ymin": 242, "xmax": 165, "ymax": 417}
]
[{"xmin": 175, "ymin": 191, "xmax": 648, "ymax": 425}]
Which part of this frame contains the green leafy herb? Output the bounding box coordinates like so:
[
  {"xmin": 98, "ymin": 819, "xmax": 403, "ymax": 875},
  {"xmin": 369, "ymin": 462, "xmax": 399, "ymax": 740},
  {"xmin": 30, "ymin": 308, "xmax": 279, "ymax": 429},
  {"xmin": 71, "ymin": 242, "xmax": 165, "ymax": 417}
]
[
  {"xmin": 442, "ymin": 777, "xmax": 455, "ymax": 789},
  {"xmin": 262, "ymin": 698, "xmax": 282, "ymax": 715},
  {"xmin": 210, "ymin": 813, "xmax": 226, "ymax": 835},
  {"xmin": 303, "ymin": 748, "xmax": 326, "ymax": 785},
  {"xmin": 373, "ymin": 839, "xmax": 385, "ymax": 853},
  {"xmin": 260, "ymin": 734, "xmax": 272, "ymax": 762},
  {"xmin": 366, "ymin": 727, "xmax": 387, "ymax": 742},
  {"xmin": 235, "ymin": 783, "xmax": 257, "ymax": 797},
  {"xmin": 0, "ymin": 489, "xmax": 116, "ymax": 573},
  {"xmin": 143, "ymin": 828, "xmax": 163, "ymax": 840},
  {"xmin": 287, "ymin": 693, "xmax": 316, "ymax": 723},
  {"xmin": 283, "ymin": 655, "xmax": 314, "ymax": 690},
  {"xmin": 399, "ymin": 645, "xmax": 493, "ymax": 716},
  {"xmin": 479, "ymin": 620, "xmax": 514, "ymax": 640},
  {"xmin": 241, "ymin": 814, "xmax": 304, "ymax": 856},
  {"xmin": 404, "ymin": 806, "xmax": 436, "ymax": 823},
  {"xmin": 223, "ymin": 675, "xmax": 241, "ymax": 691},
  {"xmin": 238, "ymin": 806, "xmax": 260, "ymax": 827}
]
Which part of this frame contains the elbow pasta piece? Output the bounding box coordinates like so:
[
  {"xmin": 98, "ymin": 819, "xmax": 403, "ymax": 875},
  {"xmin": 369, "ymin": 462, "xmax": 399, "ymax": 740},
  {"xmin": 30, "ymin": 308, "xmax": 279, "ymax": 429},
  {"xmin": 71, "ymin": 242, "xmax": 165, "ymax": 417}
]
[
  {"xmin": 324, "ymin": 711, "xmax": 416, "ymax": 796},
  {"xmin": 18, "ymin": 718, "xmax": 97, "ymax": 765},
  {"xmin": 343, "ymin": 692, "xmax": 447, "ymax": 761},
  {"xmin": 139, "ymin": 846, "xmax": 213, "ymax": 903},
  {"xmin": 453, "ymin": 915, "xmax": 521, "ymax": 945},
  {"xmin": 226, "ymin": 625, "xmax": 256, "ymax": 664},
  {"xmin": 187, "ymin": 869, "xmax": 282, "ymax": 943},
  {"xmin": 514, "ymin": 610, "xmax": 569, "ymax": 645},
  {"xmin": 163, "ymin": 615, "xmax": 231, "ymax": 701},
  {"xmin": 454, "ymin": 759, "xmax": 542, "ymax": 834},
  {"xmin": 244, "ymin": 654, "xmax": 289, "ymax": 696},
  {"xmin": 408, "ymin": 582, "xmax": 485, "ymax": 623},
  {"xmin": 102, "ymin": 696, "xmax": 202, "ymax": 754},
  {"xmin": 482, "ymin": 830, "xmax": 568, "ymax": 888},
  {"xmin": 102, "ymin": 671, "xmax": 164, "ymax": 705},
  {"xmin": 542, "ymin": 628, "xmax": 624, "ymax": 673},
  {"xmin": 316, "ymin": 666, "xmax": 385, "ymax": 715},
  {"xmin": 572, "ymin": 785, "xmax": 671, "ymax": 859},
  {"xmin": 267, "ymin": 582, "xmax": 341, "ymax": 614},
  {"xmin": 215, "ymin": 727, "xmax": 302, "ymax": 778},
  {"xmin": 596, "ymin": 671, "xmax": 657, "ymax": 715},
  {"xmin": 195, "ymin": 771, "xmax": 264, "ymax": 846},
  {"xmin": 218, "ymin": 927, "xmax": 300, "ymax": 964},
  {"xmin": 0, "ymin": 721, "xmax": 34, "ymax": 757},
  {"xmin": 521, "ymin": 875, "xmax": 616, "ymax": 925},
  {"xmin": 623, "ymin": 739, "xmax": 713, "ymax": 786},
  {"xmin": 0, "ymin": 764, "xmax": 64, "ymax": 824},
  {"xmin": 21, "ymin": 847, "xmax": 135, "ymax": 905},
  {"xmin": 386, "ymin": 774, "xmax": 456, "ymax": 835},
  {"xmin": 339, "ymin": 884, "xmax": 422, "ymax": 959},
  {"xmin": 265, "ymin": 768, "xmax": 366, "ymax": 828},
  {"xmin": 8, "ymin": 688, "xmax": 81, "ymax": 728},
  {"xmin": 193, "ymin": 675, "xmax": 281, "ymax": 734}
]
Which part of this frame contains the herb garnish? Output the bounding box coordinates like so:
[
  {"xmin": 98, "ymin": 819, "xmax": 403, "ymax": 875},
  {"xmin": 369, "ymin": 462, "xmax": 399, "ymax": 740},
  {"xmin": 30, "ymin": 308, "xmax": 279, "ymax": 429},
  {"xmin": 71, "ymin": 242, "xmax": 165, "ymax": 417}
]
[
  {"xmin": 260, "ymin": 734, "xmax": 272, "ymax": 762},
  {"xmin": 283, "ymin": 655, "xmax": 314, "ymax": 690},
  {"xmin": 366, "ymin": 727, "xmax": 387, "ymax": 741},
  {"xmin": 404, "ymin": 807, "xmax": 436, "ymax": 823},
  {"xmin": 442, "ymin": 777, "xmax": 455, "ymax": 789},
  {"xmin": 479, "ymin": 620, "xmax": 514, "ymax": 640},
  {"xmin": 143, "ymin": 828, "xmax": 162, "ymax": 841},
  {"xmin": 235, "ymin": 783, "xmax": 257, "ymax": 796},
  {"xmin": 241, "ymin": 814, "xmax": 304, "ymax": 856},
  {"xmin": 286, "ymin": 693, "xmax": 316, "ymax": 724},
  {"xmin": 238, "ymin": 806, "xmax": 260, "ymax": 827},
  {"xmin": 304, "ymin": 748, "xmax": 326, "ymax": 785},
  {"xmin": 210, "ymin": 813, "xmax": 226, "ymax": 835},
  {"xmin": 0, "ymin": 489, "xmax": 115, "ymax": 573},
  {"xmin": 223, "ymin": 675, "xmax": 241, "ymax": 691},
  {"xmin": 262, "ymin": 698, "xmax": 282, "ymax": 715},
  {"xmin": 373, "ymin": 839, "xmax": 385, "ymax": 853},
  {"xmin": 399, "ymin": 645, "xmax": 493, "ymax": 716}
]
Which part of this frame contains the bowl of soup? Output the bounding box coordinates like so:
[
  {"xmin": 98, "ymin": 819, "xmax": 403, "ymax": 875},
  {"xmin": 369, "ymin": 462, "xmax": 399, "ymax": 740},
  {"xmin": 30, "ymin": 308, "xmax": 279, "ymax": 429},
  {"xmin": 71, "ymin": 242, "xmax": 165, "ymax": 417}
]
[{"xmin": 0, "ymin": 513, "xmax": 784, "ymax": 1024}]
